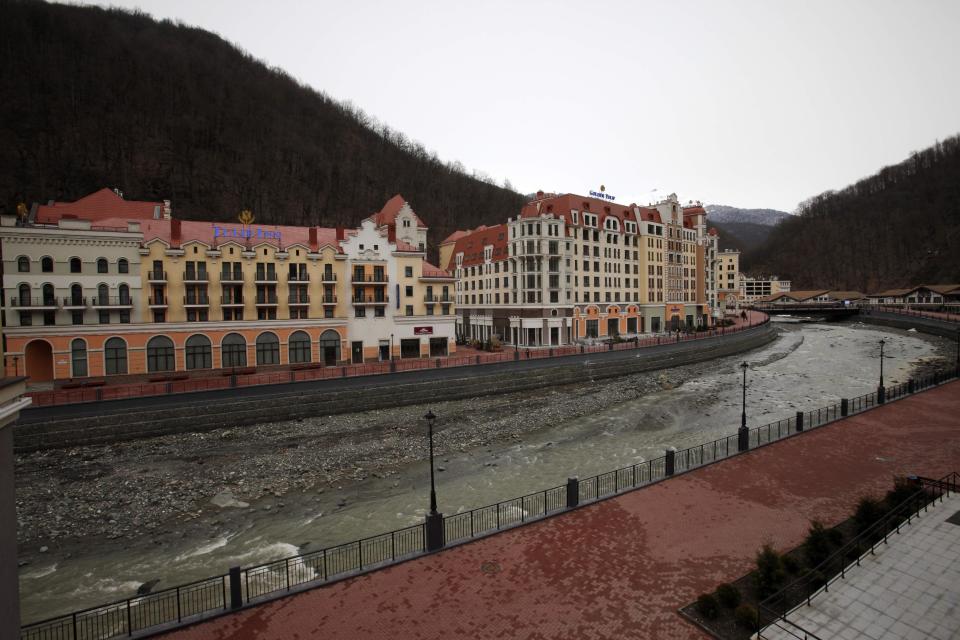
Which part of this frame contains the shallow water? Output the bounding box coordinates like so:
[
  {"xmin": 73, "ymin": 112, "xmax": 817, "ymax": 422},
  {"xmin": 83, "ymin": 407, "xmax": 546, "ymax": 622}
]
[{"xmin": 18, "ymin": 322, "xmax": 945, "ymax": 623}]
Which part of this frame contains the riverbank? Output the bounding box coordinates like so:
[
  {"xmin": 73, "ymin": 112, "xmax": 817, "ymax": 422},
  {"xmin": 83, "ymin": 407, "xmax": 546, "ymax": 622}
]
[{"xmin": 15, "ymin": 322, "xmax": 954, "ymax": 623}]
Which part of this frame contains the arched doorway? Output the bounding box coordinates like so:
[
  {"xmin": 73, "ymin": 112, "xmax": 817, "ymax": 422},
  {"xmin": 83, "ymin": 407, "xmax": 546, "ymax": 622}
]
[
  {"xmin": 25, "ymin": 340, "xmax": 54, "ymax": 382},
  {"xmin": 319, "ymin": 330, "xmax": 341, "ymax": 366}
]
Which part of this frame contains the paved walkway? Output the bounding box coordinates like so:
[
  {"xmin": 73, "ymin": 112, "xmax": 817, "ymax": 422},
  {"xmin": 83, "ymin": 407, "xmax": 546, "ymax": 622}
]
[
  {"xmin": 161, "ymin": 381, "xmax": 960, "ymax": 640},
  {"xmin": 762, "ymin": 494, "xmax": 960, "ymax": 640}
]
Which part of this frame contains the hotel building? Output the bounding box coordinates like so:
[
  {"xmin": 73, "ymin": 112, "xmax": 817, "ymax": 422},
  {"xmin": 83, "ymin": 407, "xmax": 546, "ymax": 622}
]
[
  {"xmin": 441, "ymin": 192, "xmax": 718, "ymax": 346},
  {"xmin": 1, "ymin": 189, "xmax": 455, "ymax": 384},
  {"xmin": 739, "ymin": 274, "xmax": 792, "ymax": 303},
  {"xmin": 717, "ymin": 249, "xmax": 741, "ymax": 308}
]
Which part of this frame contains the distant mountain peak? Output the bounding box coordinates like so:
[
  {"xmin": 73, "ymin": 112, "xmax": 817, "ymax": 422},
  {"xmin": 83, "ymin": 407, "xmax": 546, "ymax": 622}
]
[{"xmin": 705, "ymin": 205, "xmax": 792, "ymax": 227}]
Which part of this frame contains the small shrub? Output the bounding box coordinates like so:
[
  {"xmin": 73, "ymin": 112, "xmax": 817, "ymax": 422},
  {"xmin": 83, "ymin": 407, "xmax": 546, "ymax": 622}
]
[
  {"xmin": 716, "ymin": 583, "xmax": 741, "ymax": 609},
  {"xmin": 782, "ymin": 554, "xmax": 801, "ymax": 574},
  {"xmin": 885, "ymin": 476, "xmax": 918, "ymax": 507},
  {"xmin": 754, "ymin": 544, "xmax": 786, "ymax": 598},
  {"xmin": 734, "ymin": 603, "xmax": 759, "ymax": 630},
  {"xmin": 809, "ymin": 571, "xmax": 828, "ymax": 590},
  {"xmin": 827, "ymin": 527, "xmax": 844, "ymax": 547},
  {"xmin": 696, "ymin": 593, "xmax": 719, "ymax": 619},
  {"xmin": 854, "ymin": 497, "xmax": 887, "ymax": 535},
  {"xmin": 804, "ymin": 521, "xmax": 833, "ymax": 567}
]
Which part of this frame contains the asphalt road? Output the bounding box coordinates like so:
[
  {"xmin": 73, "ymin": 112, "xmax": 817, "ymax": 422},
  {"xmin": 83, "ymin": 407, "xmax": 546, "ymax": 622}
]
[{"xmin": 19, "ymin": 324, "xmax": 775, "ymax": 423}]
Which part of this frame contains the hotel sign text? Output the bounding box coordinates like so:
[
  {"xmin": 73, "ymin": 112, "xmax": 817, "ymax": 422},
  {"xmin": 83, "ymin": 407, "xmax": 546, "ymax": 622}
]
[{"xmin": 213, "ymin": 225, "xmax": 281, "ymax": 240}]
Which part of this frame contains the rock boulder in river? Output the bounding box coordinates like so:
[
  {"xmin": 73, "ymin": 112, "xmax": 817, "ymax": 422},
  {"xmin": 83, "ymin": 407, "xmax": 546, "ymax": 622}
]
[{"xmin": 210, "ymin": 490, "xmax": 249, "ymax": 509}]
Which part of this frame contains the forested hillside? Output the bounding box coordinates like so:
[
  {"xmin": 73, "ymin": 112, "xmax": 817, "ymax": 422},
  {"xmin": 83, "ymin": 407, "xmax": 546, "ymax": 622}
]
[
  {"xmin": 0, "ymin": 0, "xmax": 525, "ymax": 254},
  {"xmin": 745, "ymin": 136, "xmax": 960, "ymax": 291}
]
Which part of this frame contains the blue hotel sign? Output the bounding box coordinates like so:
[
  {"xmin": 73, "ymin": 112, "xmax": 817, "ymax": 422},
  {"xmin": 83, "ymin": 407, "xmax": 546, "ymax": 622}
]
[{"xmin": 213, "ymin": 225, "xmax": 281, "ymax": 240}]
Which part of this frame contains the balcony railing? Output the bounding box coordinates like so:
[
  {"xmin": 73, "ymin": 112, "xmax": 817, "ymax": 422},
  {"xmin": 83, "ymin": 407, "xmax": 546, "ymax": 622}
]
[
  {"xmin": 148, "ymin": 296, "xmax": 167, "ymax": 307},
  {"xmin": 287, "ymin": 273, "xmax": 310, "ymax": 282},
  {"xmin": 254, "ymin": 273, "xmax": 278, "ymax": 283},
  {"xmin": 184, "ymin": 296, "xmax": 211, "ymax": 306},
  {"xmin": 255, "ymin": 296, "xmax": 279, "ymax": 305},
  {"xmin": 9, "ymin": 297, "xmax": 58, "ymax": 308},
  {"xmin": 288, "ymin": 295, "xmax": 310, "ymax": 305},
  {"xmin": 183, "ymin": 271, "xmax": 209, "ymax": 282},
  {"xmin": 147, "ymin": 270, "xmax": 167, "ymax": 283},
  {"xmin": 321, "ymin": 295, "xmax": 338, "ymax": 305},
  {"xmin": 352, "ymin": 274, "xmax": 388, "ymax": 283},
  {"xmin": 91, "ymin": 296, "xmax": 134, "ymax": 308},
  {"xmin": 352, "ymin": 295, "xmax": 389, "ymax": 305},
  {"xmin": 220, "ymin": 272, "xmax": 244, "ymax": 283},
  {"xmin": 221, "ymin": 297, "xmax": 244, "ymax": 306},
  {"xmin": 62, "ymin": 297, "xmax": 87, "ymax": 308},
  {"xmin": 321, "ymin": 273, "xmax": 337, "ymax": 283},
  {"xmin": 424, "ymin": 295, "xmax": 453, "ymax": 303}
]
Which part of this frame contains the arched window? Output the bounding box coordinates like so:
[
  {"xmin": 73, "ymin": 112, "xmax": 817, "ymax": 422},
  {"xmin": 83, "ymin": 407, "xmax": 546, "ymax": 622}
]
[
  {"xmin": 71, "ymin": 339, "xmax": 88, "ymax": 377},
  {"xmin": 118, "ymin": 258, "xmax": 129, "ymax": 274},
  {"xmin": 288, "ymin": 331, "xmax": 311, "ymax": 364},
  {"xmin": 185, "ymin": 335, "xmax": 212, "ymax": 370},
  {"xmin": 41, "ymin": 256, "xmax": 53, "ymax": 273},
  {"xmin": 319, "ymin": 329, "xmax": 341, "ymax": 365},
  {"xmin": 70, "ymin": 284, "xmax": 83, "ymax": 306},
  {"xmin": 146, "ymin": 336, "xmax": 175, "ymax": 372},
  {"xmin": 105, "ymin": 338, "xmax": 128, "ymax": 375},
  {"xmin": 18, "ymin": 284, "xmax": 30, "ymax": 305},
  {"xmin": 97, "ymin": 284, "xmax": 109, "ymax": 305},
  {"xmin": 42, "ymin": 283, "xmax": 55, "ymax": 305},
  {"xmin": 97, "ymin": 258, "xmax": 108, "ymax": 274},
  {"xmin": 221, "ymin": 333, "xmax": 247, "ymax": 368},
  {"xmin": 118, "ymin": 284, "xmax": 130, "ymax": 305},
  {"xmin": 256, "ymin": 332, "xmax": 280, "ymax": 365},
  {"xmin": 17, "ymin": 256, "xmax": 29, "ymax": 273},
  {"xmin": 70, "ymin": 257, "xmax": 82, "ymax": 273}
]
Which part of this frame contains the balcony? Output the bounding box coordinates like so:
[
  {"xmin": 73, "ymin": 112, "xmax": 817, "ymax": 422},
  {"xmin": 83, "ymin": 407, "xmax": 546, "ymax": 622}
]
[
  {"xmin": 62, "ymin": 297, "xmax": 88, "ymax": 310},
  {"xmin": 287, "ymin": 273, "xmax": 310, "ymax": 283},
  {"xmin": 321, "ymin": 294, "xmax": 338, "ymax": 305},
  {"xmin": 183, "ymin": 271, "xmax": 209, "ymax": 283},
  {"xmin": 254, "ymin": 273, "xmax": 278, "ymax": 284},
  {"xmin": 288, "ymin": 295, "xmax": 310, "ymax": 306},
  {"xmin": 148, "ymin": 296, "xmax": 168, "ymax": 308},
  {"xmin": 221, "ymin": 297, "xmax": 244, "ymax": 307},
  {"xmin": 352, "ymin": 274, "xmax": 388, "ymax": 284},
  {"xmin": 255, "ymin": 296, "xmax": 279, "ymax": 306},
  {"xmin": 424, "ymin": 295, "xmax": 453, "ymax": 303},
  {"xmin": 352, "ymin": 294, "xmax": 389, "ymax": 305},
  {"xmin": 320, "ymin": 273, "xmax": 337, "ymax": 283},
  {"xmin": 220, "ymin": 271, "xmax": 244, "ymax": 283},
  {"xmin": 9, "ymin": 297, "xmax": 58, "ymax": 310},
  {"xmin": 183, "ymin": 296, "xmax": 210, "ymax": 307},
  {"xmin": 147, "ymin": 270, "xmax": 167, "ymax": 283},
  {"xmin": 91, "ymin": 296, "xmax": 134, "ymax": 309}
]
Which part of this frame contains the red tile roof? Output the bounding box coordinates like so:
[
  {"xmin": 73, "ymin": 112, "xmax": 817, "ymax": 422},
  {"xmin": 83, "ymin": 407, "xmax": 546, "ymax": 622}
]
[
  {"xmin": 367, "ymin": 194, "xmax": 426, "ymax": 229},
  {"xmin": 519, "ymin": 193, "xmax": 662, "ymax": 226},
  {"xmin": 36, "ymin": 188, "xmax": 164, "ymax": 224},
  {"xmin": 440, "ymin": 230, "xmax": 469, "ymax": 245},
  {"xmin": 444, "ymin": 223, "xmax": 508, "ymax": 270},
  {"xmin": 421, "ymin": 262, "xmax": 453, "ymax": 279}
]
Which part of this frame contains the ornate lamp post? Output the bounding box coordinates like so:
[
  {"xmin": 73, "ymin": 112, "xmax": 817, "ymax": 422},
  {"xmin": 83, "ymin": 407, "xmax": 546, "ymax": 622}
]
[
  {"xmin": 738, "ymin": 362, "xmax": 750, "ymax": 452},
  {"xmin": 955, "ymin": 329, "xmax": 959, "ymax": 372},
  {"xmin": 424, "ymin": 410, "xmax": 444, "ymax": 551},
  {"xmin": 878, "ymin": 339, "xmax": 886, "ymax": 404}
]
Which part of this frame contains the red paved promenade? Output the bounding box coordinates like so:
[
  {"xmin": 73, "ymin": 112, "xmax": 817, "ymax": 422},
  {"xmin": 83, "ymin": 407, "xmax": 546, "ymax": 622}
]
[{"xmin": 161, "ymin": 381, "xmax": 960, "ymax": 640}]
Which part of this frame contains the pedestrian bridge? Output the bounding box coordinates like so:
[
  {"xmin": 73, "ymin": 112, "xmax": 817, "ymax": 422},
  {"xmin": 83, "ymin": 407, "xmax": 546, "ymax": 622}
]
[{"xmin": 750, "ymin": 303, "xmax": 860, "ymax": 319}]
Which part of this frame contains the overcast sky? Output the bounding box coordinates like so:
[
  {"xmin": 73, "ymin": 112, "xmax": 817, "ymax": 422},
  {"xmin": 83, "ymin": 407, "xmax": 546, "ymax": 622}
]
[{"xmin": 79, "ymin": 0, "xmax": 960, "ymax": 212}]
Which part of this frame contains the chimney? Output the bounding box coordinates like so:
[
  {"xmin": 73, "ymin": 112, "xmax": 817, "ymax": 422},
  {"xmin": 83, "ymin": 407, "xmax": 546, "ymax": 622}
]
[
  {"xmin": 163, "ymin": 200, "xmax": 172, "ymax": 219},
  {"xmin": 171, "ymin": 219, "xmax": 182, "ymax": 246},
  {"xmin": 309, "ymin": 227, "xmax": 318, "ymax": 251},
  {"xmin": 388, "ymin": 226, "xmax": 396, "ymax": 243},
  {"xmin": 336, "ymin": 227, "xmax": 345, "ymax": 241}
]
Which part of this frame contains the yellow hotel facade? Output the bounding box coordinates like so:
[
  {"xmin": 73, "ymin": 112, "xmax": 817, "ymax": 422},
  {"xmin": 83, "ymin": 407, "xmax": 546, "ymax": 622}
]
[{"xmin": 1, "ymin": 190, "xmax": 455, "ymax": 384}]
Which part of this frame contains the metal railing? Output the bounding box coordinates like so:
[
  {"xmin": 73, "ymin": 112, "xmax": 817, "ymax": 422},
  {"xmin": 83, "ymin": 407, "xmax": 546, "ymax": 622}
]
[
  {"xmin": 9, "ymin": 297, "xmax": 57, "ymax": 308},
  {"xmin": 757, "ymin": 472, "xmax": 959, "ymax": 639},
  {"xmin": 20, "ymin": 363, "xmax": 958, "ymax": 640},
  {"xmin": 91, "ymin": 297, "xmax": 133, "ymax": 307}
]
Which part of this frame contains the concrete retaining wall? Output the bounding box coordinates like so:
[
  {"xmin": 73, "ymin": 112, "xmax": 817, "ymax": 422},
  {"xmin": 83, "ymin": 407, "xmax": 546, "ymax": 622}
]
[
  {"xmin": 15, "ymin": 324, "xmax": 777, "ymax": 452},
  {"xmin": 860, "ymin": 310, "xmax": 959, "ymax": 340}
]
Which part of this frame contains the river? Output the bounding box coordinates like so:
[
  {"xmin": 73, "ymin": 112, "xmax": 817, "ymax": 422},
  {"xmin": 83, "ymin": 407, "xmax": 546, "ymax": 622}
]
[{"xmin": 17, "ymin": 321, "xmax": 950, "ymax": 624}]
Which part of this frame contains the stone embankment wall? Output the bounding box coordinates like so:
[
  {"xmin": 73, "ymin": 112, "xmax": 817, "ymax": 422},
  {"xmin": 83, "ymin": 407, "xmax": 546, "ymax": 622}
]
[
  {"xmin": 15, "ymin": 324, "xmax": 776, "ymax": 452},
  {"xmin": 860, "ymin": 310, "xmax": 959, "ymax": 340}
]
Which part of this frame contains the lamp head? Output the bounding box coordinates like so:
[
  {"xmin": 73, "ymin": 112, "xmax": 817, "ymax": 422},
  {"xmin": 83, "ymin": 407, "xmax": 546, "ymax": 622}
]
[
  {"xmin": 425, "ymin": 409, "xmax": 436, "ymax": 424},
  {"xmin": 740, "ymin": 361, "xmax": 748, "ymax": 371}
]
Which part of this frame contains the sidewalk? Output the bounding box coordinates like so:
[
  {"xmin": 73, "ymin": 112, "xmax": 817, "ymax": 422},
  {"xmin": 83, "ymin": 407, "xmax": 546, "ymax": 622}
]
[{"xmin": 160, "ymin": 381, "xmax": 960, "ymax": 640}]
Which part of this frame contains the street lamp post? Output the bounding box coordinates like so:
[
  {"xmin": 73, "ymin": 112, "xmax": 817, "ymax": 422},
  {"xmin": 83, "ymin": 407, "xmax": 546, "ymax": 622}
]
[
  {"xmin": 955, "ymin": 329, "xmax": 959, "ymax": 373},
  {"xmin": 738, "ymin": 362, "xmax": 749, "ymax": 452},
  {"xmin": 878, "ymin": 339, "xmax": 886, "ymax": 404},
  {"xmin": 424, "ymin": 410, "xmax": 444, "ymax": 551}
]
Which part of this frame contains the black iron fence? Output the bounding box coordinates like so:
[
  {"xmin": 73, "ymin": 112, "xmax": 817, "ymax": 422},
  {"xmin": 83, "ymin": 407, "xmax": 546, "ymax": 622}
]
[
  {"xmin": 20, "ymin": 366, "xmax": 960, "ymax": 640},
  {"xmin": 757, "ymin": 472, "xmax": 959, "ymax": 639}
]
